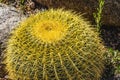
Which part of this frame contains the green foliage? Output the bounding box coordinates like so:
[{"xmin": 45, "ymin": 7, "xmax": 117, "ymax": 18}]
[
  {"xmin": 4, "ymin": 9, "xmax": 106, "ymax": 80},
  {"xmin": 0, "ymin": 0, "xmax": 4, "ymax": 3},
  {"xmin": 93, "ymin": 0, "xmax": 120, "ymax": 76},
  {"xmin": 20, "ymin": 0, "xmax": 25, "ymax": 5},
  {"xmin": 108, "ymin": 48, "xmax": 120, "ymax": 74},
  {"xmin": 93, "ymin": 0, "xmax": 104, "ymax": 31}
]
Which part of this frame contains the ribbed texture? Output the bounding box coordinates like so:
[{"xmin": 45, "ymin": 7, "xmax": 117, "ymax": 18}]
[{"xmin": 5, "ymin": 9, "xmax": 106, "ymax": 80}]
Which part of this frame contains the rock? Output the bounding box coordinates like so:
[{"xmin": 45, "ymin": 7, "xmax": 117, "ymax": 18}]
[
  {"xmin": 0, "ymin": 3, "xmax": 26, "ymax": 79},
  {"xmin": 0, "ymin": 3, "xmax": 25, "ymax": 46},
  {"xmin": 115, "ymin": 74, "xmax": 120, "ymax": 79},
  {"xmin": 33, "ymin": 0, "xmax": 120, "ymax": 26}
]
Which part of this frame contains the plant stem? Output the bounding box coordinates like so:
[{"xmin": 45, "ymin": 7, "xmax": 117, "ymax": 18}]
[{"xmin": 93, "ymin": 0, "xmax": 104, "ymax": 32}]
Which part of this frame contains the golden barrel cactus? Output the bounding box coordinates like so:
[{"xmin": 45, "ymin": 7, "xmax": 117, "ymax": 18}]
[{"xmin": 5, "ymin": 9, "xmax": 106, "ymax": 80}]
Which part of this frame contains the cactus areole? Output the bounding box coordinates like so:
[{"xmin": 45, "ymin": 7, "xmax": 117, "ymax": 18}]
[{"xmin": 5, "ymin": 9, "xmax": 106, "ymax": 80}]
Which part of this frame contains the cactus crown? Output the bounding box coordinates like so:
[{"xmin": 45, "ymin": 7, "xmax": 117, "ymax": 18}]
[
  {"xmin": 5, "ymin": 9, "xmax": 106, "ymax": 80},
  {"xmin": 32, "ymin": 20, "xmax": 67, "ymax": 43}
]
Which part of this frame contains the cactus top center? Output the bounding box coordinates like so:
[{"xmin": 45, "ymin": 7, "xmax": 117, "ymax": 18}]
[{"xmin": 32, "ymin": 21, "xmax": 67, "ymax": 43}]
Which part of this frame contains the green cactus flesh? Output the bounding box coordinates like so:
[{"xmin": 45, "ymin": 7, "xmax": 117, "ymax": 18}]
[{"xmin": 5, "ymin": 9, "xmax": 106, "ymax": 80}]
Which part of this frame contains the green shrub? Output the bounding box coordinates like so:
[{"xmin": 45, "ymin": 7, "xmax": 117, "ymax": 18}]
[
  {"xmin": 4, "ymin": 9, "xmax": 106, "ymax": 80},
  {"xmin": 108, "ymin": 49, "xmax": 120, "ymax": 74}
]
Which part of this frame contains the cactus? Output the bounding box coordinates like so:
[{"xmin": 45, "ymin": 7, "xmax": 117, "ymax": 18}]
[{"xmin": 4, "ymin": 9, "xmax": 106, "ymax": 80}]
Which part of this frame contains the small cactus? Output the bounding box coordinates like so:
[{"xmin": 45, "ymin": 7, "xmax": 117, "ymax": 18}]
[{"xmin": 5, "ymin": 9, "xmax": 106, "ymax": 80}]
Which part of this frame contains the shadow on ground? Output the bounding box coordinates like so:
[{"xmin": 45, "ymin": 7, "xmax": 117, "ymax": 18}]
[
  {"xmin": 100, "ymin": 25, "xmax": 120, "ymax": 80},
  {"xmin": 100, "ymin": 25, "xmax": 120, "ymax": 51}
]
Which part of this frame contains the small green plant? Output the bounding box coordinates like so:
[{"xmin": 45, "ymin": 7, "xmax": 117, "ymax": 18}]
[
  {"xmin": 20, "ymin": 0, "xmax": 25, "ymax": 5},
  {"xmin": 108, "ymin": 48, "xmax": 120, "ymax": 74},
  {"xmin": 93, "ymin": 0, "xmax": 105, "ymax": 31},
  {"xmin": 4, "ymin": 9, "xmax": 106, "ymax": 80},
  {"xmin": 0, "ymin": 0, "xmax": 4, "ymax": 3}
]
